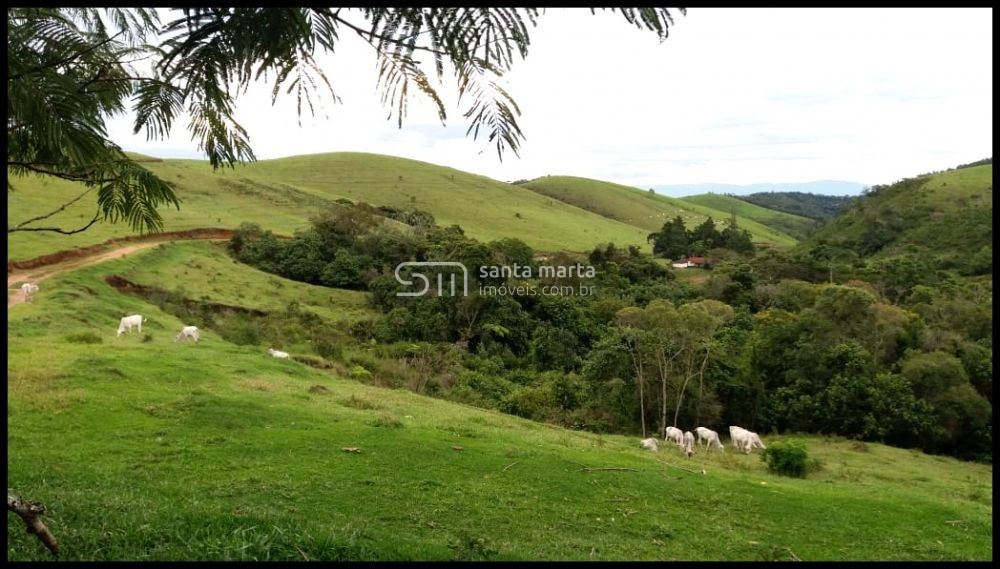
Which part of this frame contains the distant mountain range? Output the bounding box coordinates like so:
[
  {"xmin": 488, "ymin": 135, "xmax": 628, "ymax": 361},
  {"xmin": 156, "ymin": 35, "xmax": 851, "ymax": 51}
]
[{"xmin": 651, "ymin": 180, "xmax": 867, "ymax": 198}]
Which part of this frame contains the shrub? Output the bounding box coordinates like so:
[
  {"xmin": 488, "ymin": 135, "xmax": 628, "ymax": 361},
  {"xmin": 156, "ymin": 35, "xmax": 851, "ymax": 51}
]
[
  {"xmin": 760, "ymin": 440, "xmax": 809, "ymax": 478},
  {"xmin": 66, "ymin": 332, "xmax": 102, "ymax": 344},
  {"xmin": 141, "ymin": 333, "xmax": 154, "ymax": 343},
  {"xmin": 339, "ymin": 395, "xmax": 381, "ymax": 410},
  {"xmin": 350, "ymin": 365, "xmax": 373, "ymax": 381},
  {"xmin": 368, "ymin": 413, "xmax": 404, "ymax": 429},
  {"xmin": 313, "ymin": 337, "xmax": 343, "ymax": 360},
  {"xmin": 224, "ymin": 319, "xmax": 260, "ymax": 346}
]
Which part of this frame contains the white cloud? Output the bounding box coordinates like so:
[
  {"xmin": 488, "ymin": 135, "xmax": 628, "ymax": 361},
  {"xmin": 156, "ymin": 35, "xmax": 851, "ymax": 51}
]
[{"xmin": 107, "ymin": 8, "xmax": 993, "ymax": 188}]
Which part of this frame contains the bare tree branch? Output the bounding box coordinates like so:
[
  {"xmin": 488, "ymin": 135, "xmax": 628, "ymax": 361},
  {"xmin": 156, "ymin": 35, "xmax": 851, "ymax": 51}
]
[
  {"xmin": 9, "ymin": 188, "xmax": 94, "ymax": 230},
  {"xmin": 9, "ymin": 212, "xmax": 101, "ymax": 235},
  {"xmin": 8, "ymin": 162, "xmax": 122, "ymax": 184},
  {"xmin": 7, "ymin": 493, "xmax": 59, "ymax": 556}
]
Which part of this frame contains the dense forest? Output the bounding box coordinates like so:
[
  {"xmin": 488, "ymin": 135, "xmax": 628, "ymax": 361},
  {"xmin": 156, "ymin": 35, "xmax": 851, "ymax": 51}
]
[
  {"xmin": 738, "ymin": 192, "xmax": 855, "ymax": 221},
  {"xmin": 217, "ymin": 191, "xmax": 992, "ymax": 462}
]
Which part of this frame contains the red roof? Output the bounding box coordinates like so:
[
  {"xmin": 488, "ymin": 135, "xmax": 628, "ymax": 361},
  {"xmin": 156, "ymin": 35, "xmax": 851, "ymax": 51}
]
[{"xmin": 687, "ymin": 256, "xmax": 708, "ymax": 264}]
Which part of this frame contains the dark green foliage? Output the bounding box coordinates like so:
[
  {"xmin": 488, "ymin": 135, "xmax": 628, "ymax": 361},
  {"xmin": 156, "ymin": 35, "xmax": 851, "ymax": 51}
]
[
  {"xmin": 760, "ymin": 440, "xmax": 809, "ymax": 477},
  {"xmin": 648, "ymin": 216, "xmax": 689, "ymax": 259},
  {"xmin": 648, "ymin": 215, "xmax": 756, "ymax": 259},
  {"xmin": 690, "ymin": 217, "xmax": 721, "ymax": 250},
  {"xmin": 739, "ymin": 192, "xmax": 854, "ymax": 221},
  {"xmin": 320, "ymin": 250, "xmax": 369, "ymax": 289},
  {"xmin": 856, "ymin": 223, "xmax": 893, "ymax": 256},
  {"xmin": 954, "ymin": 245, "xmax": 992, "ymax": 277},
  {"xmin": 872, "ymin": 254, "xmax": 941, "ymax": 304},
  {"xmin": 720, "ymin": 224, "xmax": 755, "ymax": 255},
  {"xmin": 221, "ymin": 180, "xmax": 990, "ymax": 461}
]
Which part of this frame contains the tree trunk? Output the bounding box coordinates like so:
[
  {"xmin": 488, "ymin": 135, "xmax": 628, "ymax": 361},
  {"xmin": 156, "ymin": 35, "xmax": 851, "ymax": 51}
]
[
  {"xmin": 673, "ymin": 346, "xmax": 710, "ymax": 429},
  {"xmin": 626, "ymin": 337, "xmax": 647, "ymax": 438},
  {"xmin": 660, "ymin": 355, "xmax": 667, "ymax": 438},
  {"xmin": 637, "ymin": 354, "xmax": 647, "ymax": 438}
]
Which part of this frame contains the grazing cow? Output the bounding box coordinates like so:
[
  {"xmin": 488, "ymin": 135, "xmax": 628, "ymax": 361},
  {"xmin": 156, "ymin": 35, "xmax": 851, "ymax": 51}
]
[
  {"xmin": 21, "ymin": 283, "xmax": 39, "ymax": 302},
  {"xmin": 267, "ymin": 348, "xmax": 290, "ymax": 359},
  {"xmin": 695, "ymin": 427, "xmax": 724, "ymax": 451},
  {"xmin": 745, "ymin": 432, "xmax": 766, "ymax": 453},
  {"xmin": 664, "ymin": 426, "xmax": 684, "ymax": 447},
  {"xmin": 682, "ymin": 431, "xmax": 696, "ymax": 457},
  {"xmin": 729, "ymin": 425, "xmax": 750, "ymax": 452},
  {"xmin": 729, "ymin": 426, "xmax": 765, "ymax": 454},
  {"xmin": 175, "ymin": 325, "xmax": 199, "ymax": 343},
  {"xmin": 117, "ymin": 314, "xmax": 145, "ymax": 337},
  {"xmin": 639, "ymin": 437, "xmax": 659, "ymax": 452}
]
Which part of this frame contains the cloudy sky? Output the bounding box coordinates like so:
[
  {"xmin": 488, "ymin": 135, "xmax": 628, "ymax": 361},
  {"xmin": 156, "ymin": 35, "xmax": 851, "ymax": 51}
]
[{"xmin": 107, "ymin": 8, "xmax": 993, "ymax": 188}]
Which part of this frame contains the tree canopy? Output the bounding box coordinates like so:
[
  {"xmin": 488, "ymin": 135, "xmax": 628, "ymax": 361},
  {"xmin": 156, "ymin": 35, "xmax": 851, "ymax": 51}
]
[{"xmin": 7, "ymin": 7, "xmax": 685, "ymax": 235}]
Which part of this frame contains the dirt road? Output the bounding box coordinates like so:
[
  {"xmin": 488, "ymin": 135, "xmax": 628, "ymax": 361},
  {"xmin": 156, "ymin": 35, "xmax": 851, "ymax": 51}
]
[{"xmin": 7, "ymin": 233, "xmax": 232, "ymax": 308}]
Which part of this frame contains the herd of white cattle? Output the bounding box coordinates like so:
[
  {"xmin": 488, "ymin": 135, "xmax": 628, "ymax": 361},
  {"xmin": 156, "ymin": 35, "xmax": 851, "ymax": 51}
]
[
  {"xmin": 18, "ymin": 282, "xmax": 299, "ymax": 360},
  {"xmin": 116, "ymin": 313, "xmax": 289, "ymax": 358},
  {"xmin": 19, "ymin": 282, "xmax": 758, "ymax": 450},
  {"xmin": 115, "ymin": 314, "xmax": 290, "ymax": 358},
  {"xmin": 640, "ymin": 425, "xmax": 766, "ymax": 457}
]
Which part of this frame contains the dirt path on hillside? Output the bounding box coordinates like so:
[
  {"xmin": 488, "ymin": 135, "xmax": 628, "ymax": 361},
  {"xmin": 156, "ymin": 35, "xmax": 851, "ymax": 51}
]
[{"xmin": 7, "ymin": 237, "xmax": 229, "ymax": 309}]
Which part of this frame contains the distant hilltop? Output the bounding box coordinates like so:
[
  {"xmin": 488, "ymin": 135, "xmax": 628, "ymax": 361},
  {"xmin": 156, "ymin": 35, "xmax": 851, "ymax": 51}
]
[{"xmin": 651, "ymin": 180, "xmax": 867, "ymax": 198}]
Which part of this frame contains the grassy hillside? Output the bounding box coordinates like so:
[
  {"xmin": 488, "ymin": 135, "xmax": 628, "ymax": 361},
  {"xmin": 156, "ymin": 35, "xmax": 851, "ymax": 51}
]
[
  {"xmin": 110, "ymin": 240, "xmax": 373, "ymax": 325},
  {"xmin": 7, "ymin": 153, "xmax": 651, "ymax": 262},
  {"xmin": 680, "ymin": 193, "xmax": 818, "ymax": 240},
  {"xmin": 519, "ymin": 176, "xmax": 799, "ymax": 247},
  {"xmin": 738, "ymin": 192, "xmax": 855, "ymax": 221},
  {"xmin": 7, "ymin": 245, "xmax": 992, "ymax": 560},
  {"xmin": 801, "ymin": 164, "xmax": 993, "ymax": 258}
]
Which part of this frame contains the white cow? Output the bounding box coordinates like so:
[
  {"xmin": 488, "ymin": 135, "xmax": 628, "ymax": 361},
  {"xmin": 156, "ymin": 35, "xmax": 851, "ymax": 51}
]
[
  {"xmin": 21, "ymin": 283, "xmax": 39, "ymax": 302},
  {"xmin": 695, "ymin": 427, "xmax": 724, "ymax": 451},
  {"xmin": 729, "ymin": 426, "xmax": 751, "ymax": 452},
  {"xmin": 729, "ymin": 426, "xmax": 765, "ymax": 454},
  {"xmin": 664, "ymin": 426, "xmax": 684, "ymax": 447},
  {"xmin": 117, "ymin": 314, "xmax": 145, "ymax": 337},
  {"xmin": 175, "ymin": 325, "xmax": 200, "ymax": 343},
  {"xmin": 268, "ymin": 348, "xmax": 290, "ymax": 359},
  {"xmin": 682, "ymin": 431, "xmax": 696, "ymax": 457},
  {"xmin": 639, "ymin": 437, "xmax": 659, "ymax": 452},
  {"xmin": 745, "ymin": 432, "xmax": 767, "ymax": 453}
]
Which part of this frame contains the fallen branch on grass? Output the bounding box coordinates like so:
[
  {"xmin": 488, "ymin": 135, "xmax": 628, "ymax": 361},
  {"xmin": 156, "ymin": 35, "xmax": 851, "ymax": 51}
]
[
  {"xmin": 7, "ymin": 493, "xmax": 59, "ymax": 556},
  {"xmin": 655, "ymin": 460, "xmax": 704, "ymax": 475},
  {"xmin": 502, "ymin": 461, "xmax": 519, "ymax": 472}
]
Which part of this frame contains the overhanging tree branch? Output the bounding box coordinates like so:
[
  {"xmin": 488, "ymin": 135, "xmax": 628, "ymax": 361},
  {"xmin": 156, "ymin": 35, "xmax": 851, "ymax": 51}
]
[
  {"xmin": 8, "ymin": 187, "xmax": 94, "ymax": 231},
  {"xmin": 9, "ymin": 211, "xmax": 101, "ymax": 235},
  {"xmin": 9, "ymin": 29, "xmax": 126, "ymax": 80}
]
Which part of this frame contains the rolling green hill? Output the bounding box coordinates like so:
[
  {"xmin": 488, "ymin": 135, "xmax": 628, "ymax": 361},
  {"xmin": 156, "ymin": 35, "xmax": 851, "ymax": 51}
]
[
  {"xmin": 6, "ymin": 242, "xmax": 992, "ymax": 560},
  {"xmin": 680, "ymin": 193, "xmax": 818, "ymax": 240},
  {"xmin": 8, "ymin": 153, "xmax": 652, "ymax": 262},
  {"xmin": 800, "ymin": 164, "xmax": 993, "ymax": 259},
  {"xmin": 519, "ymin": 176, "xmax": 799, "ymax": 247}
]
